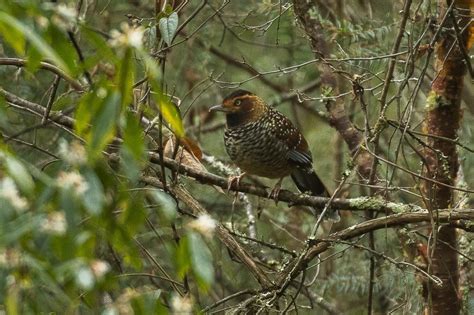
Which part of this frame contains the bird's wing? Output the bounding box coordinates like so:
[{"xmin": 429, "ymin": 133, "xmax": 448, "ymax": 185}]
[
  {"xmin": 287, "ymin": 148, "xmax": 313, "ymax": 167},
  {"xmin": 271, "ymin": 110, "xmax": 313, "ymax": 168}
]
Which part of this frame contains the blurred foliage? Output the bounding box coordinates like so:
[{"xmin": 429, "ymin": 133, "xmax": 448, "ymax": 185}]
[{"xmin": 0, "ymin": 0, "xmax": 472, "ymax": 314}]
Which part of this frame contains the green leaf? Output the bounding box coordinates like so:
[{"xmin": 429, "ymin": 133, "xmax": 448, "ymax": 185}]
[
  {"xmin": 1, "ymin": 213, "xmax": 42, "ymax": 246},
  {"xmin": 120, "ymin": 148, "xmax": 141, "ymax": 183},
  {"xmin": 118, "ymin": 191, "xmax": 146, "ymax": 236},
  {"xmin": 26, "ymin": 44, "xmax": 42, "ymax": 73},
  {"xmin": 160, "ymin": 98, "xmax": 184, "ymax": 138},
  {"xmin": 0, "ymin": 16, "xmax": 25, "ymax": 53},
  {"xmin": 112, "ymin": 224, "xmax": 143, "ymax": 269},
  {"xmin": 144, "ymin": 26, "xmax": 157, "ymax": 49},
  {"xmin": 89, "ymin": 91, "xmax": 121, "ymax": 159},
  {"xmin": 148, "ymin": 190, "xmax": 177, "ymax": 222},
  {"xmin": 138, "ymin": 51, "xmax": 160, "ymax": 80},
  {"xmin": 82, "ymin": 169, "xmax": 105, "ymax": 215},
  {"xmin": 116, "ymin": 47, "xmax": 135, "ymax": 108},
  {"xmin": 175, "ymin": 236, "xmax": 190, "ymax": 278},
  {"xmin": 81, "ymin": 26, "xmax": 117, "ymax": 65},
  {"xmin": 4, "ymin": 155, "xmax": 35, "ymax": 195},
  {"xmin": 158, "ymin": 12, "xmax": 178, "ymax": 46},
  {"xmin": 130, "ymin": 290, "xmax": 166, "ymax": 314},
  {"xmin": 0, "ymin": 96, "xmax": 10, "ymax": 129},
  {"xmin": 150, "ymin": 91, "xmax": 185, "ymax": 138},
  {"xmin": 5, "ymin": 275, "xmax": 20, "ymax": 315},
  {"xmin": 123, "ymin": 112, "xmax": 145, "ymax": 161},
  {"xmin": 48, "ymin": 24, "xmax": 79, "ymax": 76},
  {"xmin": 118, "ymin": 113, "xmax": 143, "ymax": 182},
  {"xmin": 74, "ymin": 93, "xmax": 95, "ymax": 137},
  {"xmin": 188, "ymin": 232, "xmax": 214, "ymax": 290},
  {"xmin": 0, "ymin": 12, "xmax": 70, "ymax": 74},
  {"xmin": 59, "ymin": 187, "xmax": 81, "ymax": 227}
]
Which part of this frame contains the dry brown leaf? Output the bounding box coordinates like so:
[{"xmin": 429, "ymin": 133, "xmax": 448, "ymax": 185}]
[{"xmin": 164, "ymin": 136, "xmax": 205, "ymax": 172}]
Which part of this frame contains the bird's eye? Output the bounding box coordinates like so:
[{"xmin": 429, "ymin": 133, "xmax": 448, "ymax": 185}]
[{"xmin": 234, "ymin": 99, "xmax": 242, "ymax": 106}]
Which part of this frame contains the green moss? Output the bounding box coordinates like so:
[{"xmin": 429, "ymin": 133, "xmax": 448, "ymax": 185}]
[
  {"xmin": 386, "ymin": 201, "xmax": 424, "ymax": 213},
  {"xmin": 425, "ymin": 91, "xmax": 452, "ymax": 110},
  {"xmin": 348, "ymin": 196, "xmax": 424, "ymax": 213},
  {"xmin": 348, "ymin": 196, "xmax": 383, "ymax": 210}
]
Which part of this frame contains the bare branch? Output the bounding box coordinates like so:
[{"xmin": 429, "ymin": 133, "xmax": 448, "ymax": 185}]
[
  {"xmin": 0, "ymin": 57, "xmax": 84, "ymax": 91},
  {"xmin": 274, "ymin": 210, "xmax": 474, "ymax": 297}
]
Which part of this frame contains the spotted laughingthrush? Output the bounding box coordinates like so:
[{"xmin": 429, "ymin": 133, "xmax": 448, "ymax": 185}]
[{"xmin": 210, "ymin": 90, "xmax": 340, "ymax": 221}]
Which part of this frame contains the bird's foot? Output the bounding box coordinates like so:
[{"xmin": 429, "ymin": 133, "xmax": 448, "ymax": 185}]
[
  {"xmin": 227, "ymin": 172, "xmax": 246, "ymax": 192},
  {"xmin": 268, "ymin": 178, "xmax": 284, "ymax": 205}
]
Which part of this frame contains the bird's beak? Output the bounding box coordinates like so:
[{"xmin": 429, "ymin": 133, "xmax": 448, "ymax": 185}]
[{"xmin": 209, "ymin": 104, "xmax": 230, "ymax": 112}]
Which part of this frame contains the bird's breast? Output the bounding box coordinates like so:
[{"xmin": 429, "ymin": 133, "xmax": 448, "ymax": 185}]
[{"xmin": 223, "ymin": 122, "xmax": 293, "ymax": 178}]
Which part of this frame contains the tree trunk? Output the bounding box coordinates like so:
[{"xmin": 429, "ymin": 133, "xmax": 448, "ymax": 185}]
[
  {"xmin": 292, "ymin": 0, "xmax": 373, "ymax": 177},
  {"xmin": 421, "ymin": 1, "xmax": 472, "ymax": 314}
]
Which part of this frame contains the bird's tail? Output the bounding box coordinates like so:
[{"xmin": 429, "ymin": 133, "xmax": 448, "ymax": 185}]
[{"xmin": 290, "ymin": 168, "xmax": 340, "ymax": 221}]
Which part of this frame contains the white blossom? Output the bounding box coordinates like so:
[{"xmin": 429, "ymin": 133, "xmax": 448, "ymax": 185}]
[
  {"xmin": 188, "ymin": 214, "xmax": 216, "ymax": 238},
  {"xmin": 51, "ymin": 3, "xmax": 78, "ymax": 30},
  {"xmin": 0, "ymin": 177, "xmax": 28, "ymax": 211},
  {"xmin": 109, "ymin": 23, "xmax": 144, "ymax": 49},
  {"xmin": 0, "ymin": 248, "xmax": 21, "ymax": 268},
  {"xmin": 96, "ymin": 87, "xmax": 108, "ymax": 99},
  {"xmin": 40, "ymin": 212, "xmax": 67, "ymax": 235},
  {"xmin": 35, "ymin": 16, "xmax": 49, "ymax": 29},
  {"xmin": 76, "ymin": 260, "xmax": 110, "ymax": 290},
  {"xmin": 128, "ymin": 28, "xmax": 144, "ymax": 48},
  {"xmin": 90, "ymin": 260, "xmax": 110, "ymax": 279},
  {"xmin": 76, "ymin": 266, "xmax": 95, "ymax": 290},
  {"xmin": 59, "ymin": 140, "xmax": 87, "ymax": 166},
  {"xmin": 170, "ymin": 294, "xmax": 193, "ymax": 315},
  {"xmin": 57, "ymin": 171, "xmax": 89, "ymax": 196}
]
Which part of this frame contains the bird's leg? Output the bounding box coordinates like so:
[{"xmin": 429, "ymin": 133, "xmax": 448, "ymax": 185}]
[
  {"xmin": 269, "ymin": 177, "xmax": 284, "ymax": 204},
  {"xmin": 227, "ymin": 172, "xmax": 246, "ymax": 192}
]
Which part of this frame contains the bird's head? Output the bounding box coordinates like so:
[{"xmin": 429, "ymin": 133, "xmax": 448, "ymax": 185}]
[{"xmin": 210, "ymin": 90, "xmax": 268, "ymax": 127}]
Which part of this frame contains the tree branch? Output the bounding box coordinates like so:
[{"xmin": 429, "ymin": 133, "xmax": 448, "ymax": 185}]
[
  {"xmin": 141, "ymin": 176, "xmax": 274, "ymax": 288},
  {"xmin": 292, "ymin": 0, "xmax": 373, "ymax": 178},
  {"xmin": 147, "ymin": 151, "xmax": 427, "ymax": 213},
  {"xmin": 0, "ymin": 57, "xmax": 84, "ymax": 92},
  {"xmin": 3, "ymin": 86, "xmax": 471, "ymax": 215},
  {"xmin": 274, "ymin": 210, "xmax": 474, "ymax": 296}
]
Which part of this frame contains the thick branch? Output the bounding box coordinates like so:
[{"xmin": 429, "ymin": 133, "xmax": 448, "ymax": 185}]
[
  {"xmin": 147, "ymin": 152, "xmax": 427, "ymax": 213},
  {"xmin": 0, "ymin": 87, "xmax": 75, "ymax": 128},
  {"xmin": 0, "ymin": 57, "xmax": 84, "ymax": 91},
  {"xmin": 276, "ymin": 210, "xmax": 474, "ymax": 293},
  {"xmin": 2, "ymin": 87, "xmax": 470, "ymax": 215},
  {"xmin": 419, "ymin": 1, "xmax": 471, "ymax": 313}
]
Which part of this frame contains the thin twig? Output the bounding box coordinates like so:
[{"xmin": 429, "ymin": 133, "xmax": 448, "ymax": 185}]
[
  {"xmin": 42, "ymin": 75, "xmax": 61, "ymax": 124},
  {"xmin": 201, "ymin": 289, "xmax": 253, "ymax": 313}
]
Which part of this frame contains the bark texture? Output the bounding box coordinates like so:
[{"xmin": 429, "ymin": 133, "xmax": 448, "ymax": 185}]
[
  {"xmin": 421, "ymin": 1, "xmax": 472, "ymax": 314},
  {"xmin": 292, "ymin": 1, "xmax": 373, "ymax": 178}
]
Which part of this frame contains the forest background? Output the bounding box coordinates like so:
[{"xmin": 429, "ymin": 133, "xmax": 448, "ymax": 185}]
[{"xmin": 0, "ymin": 0, "xmax": 473, "ymax": 314}]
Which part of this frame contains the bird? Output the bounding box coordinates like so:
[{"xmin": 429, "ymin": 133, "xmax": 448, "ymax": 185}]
[{"xmin": 210, "ymin": 89, "xmax": 339, "ymax": 221}]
